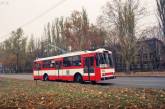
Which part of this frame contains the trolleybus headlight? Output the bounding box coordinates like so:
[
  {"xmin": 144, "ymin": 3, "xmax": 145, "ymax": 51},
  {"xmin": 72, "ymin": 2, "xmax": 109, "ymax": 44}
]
[{"xmin": 102, "ymin": 73, "xmax": 106, "ymax": 76}]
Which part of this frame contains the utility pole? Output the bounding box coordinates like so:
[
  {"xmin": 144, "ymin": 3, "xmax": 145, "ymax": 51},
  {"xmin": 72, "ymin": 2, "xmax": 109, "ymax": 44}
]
[{"xmin": 16, "ymin": 52, "xmax": 19, "ymax": 73}]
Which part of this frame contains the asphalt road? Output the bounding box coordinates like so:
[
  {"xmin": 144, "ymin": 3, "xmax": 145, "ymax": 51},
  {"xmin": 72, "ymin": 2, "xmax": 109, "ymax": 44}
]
[
  {"xmin": 0, "ymin": 74, "xmax": 165, "ymax": 88},
  {"xmin": 99, "ymin": 77, "xmax": 165, "ymax": 88}
]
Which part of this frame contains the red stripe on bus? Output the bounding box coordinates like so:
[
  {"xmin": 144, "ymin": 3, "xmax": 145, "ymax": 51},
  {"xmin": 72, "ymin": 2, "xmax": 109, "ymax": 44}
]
[
  {"xmin": 105, "ymin": 72, "xmax": 113, "ymax": 76},
  {"xmin": 33, "ymin": 75, "xmax": 99, "ymax": 81}
]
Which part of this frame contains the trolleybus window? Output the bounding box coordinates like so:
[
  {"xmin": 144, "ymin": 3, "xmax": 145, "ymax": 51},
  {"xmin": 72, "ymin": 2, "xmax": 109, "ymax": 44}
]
[
  {"xmin": 85, "ymin": 57, "xmax": 94, "ymax": 67},
  {"xmin": 43, "ymin": 60, "xmax": 51, "ymax": 68},
  {"xmin": 63, "ymin": 57, "xmax": 72, "ymax": 67},
  {"xmin": 96, "ymin": 53, "xmax": 114, "ymax": 68},
  {"xmin": 108, "ymin": 54, "xmax": 113, "ymax": 67},
  {"xmin": 33, "ymin": 63, "xmax": 41, "ymax": 70},
  {"xmin": 72, "ymin": 55, "xmax": 81, "ymax": 66},
  {"xmin": 55, "ymin": 61, "xmax": 62, "ymax": 69},
  {"xmin": 63, "ymin": 55, "xmax": 81, "ymax": 67}
]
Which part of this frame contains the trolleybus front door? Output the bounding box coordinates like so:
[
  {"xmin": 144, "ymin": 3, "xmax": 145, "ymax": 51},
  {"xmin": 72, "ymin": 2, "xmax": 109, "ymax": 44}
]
[{"xmin": 84, "ymin": 57, "xmax": 94, "ymax": 81}]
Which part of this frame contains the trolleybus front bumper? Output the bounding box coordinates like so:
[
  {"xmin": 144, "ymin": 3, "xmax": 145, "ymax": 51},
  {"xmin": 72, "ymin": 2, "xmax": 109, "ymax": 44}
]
[{"xmin": 101, "ymin": 76, "xmax": 116, "ymax": 80}]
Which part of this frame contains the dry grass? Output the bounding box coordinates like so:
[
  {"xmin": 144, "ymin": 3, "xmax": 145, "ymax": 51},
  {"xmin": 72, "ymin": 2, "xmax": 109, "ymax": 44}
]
[{"xmin": 0, "ymin": 78, "xmax": 165, "ymax": 109}]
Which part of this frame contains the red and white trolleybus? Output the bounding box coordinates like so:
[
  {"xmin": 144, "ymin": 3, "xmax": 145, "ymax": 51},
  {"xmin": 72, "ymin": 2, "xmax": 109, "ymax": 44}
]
[{"xmin": 33, "ymin": 48, "xmax": 115, "ymax": 83}]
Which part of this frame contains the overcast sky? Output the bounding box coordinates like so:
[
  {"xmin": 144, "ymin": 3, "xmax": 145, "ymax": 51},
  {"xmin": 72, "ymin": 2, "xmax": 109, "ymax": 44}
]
[{"xmin": 0, "ymin": 0, "xmax": 157, "ymax": 42}]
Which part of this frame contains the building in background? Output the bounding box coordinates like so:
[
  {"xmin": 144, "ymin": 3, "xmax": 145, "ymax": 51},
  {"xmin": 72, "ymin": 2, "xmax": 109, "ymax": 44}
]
[{"xmin": 112, "ymin": 38, "xmax": 165, "ymax": 72}]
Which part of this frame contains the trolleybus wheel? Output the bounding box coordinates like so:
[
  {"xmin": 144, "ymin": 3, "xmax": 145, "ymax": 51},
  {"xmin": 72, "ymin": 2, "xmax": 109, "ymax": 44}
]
[
  {"xmin": 74, "ymin": 74, "xmax": 83, "ymax": 83},
  {"xmin": 43, "ymin": 74, "xmax": 49, "ymax": 81}
]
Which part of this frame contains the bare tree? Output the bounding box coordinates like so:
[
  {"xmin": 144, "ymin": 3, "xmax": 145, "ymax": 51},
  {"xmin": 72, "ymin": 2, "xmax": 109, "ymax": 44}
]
[
  {"xmin": 140, "ymin": 26, "xmax": 163, "ymax": 40},
  {"xmin": 44, "ymin": 8, "xmax": 105, "ymax": 52},
  {"xmin": 65, "ymin": 9, "xmax": 90, "ymax": 50},
  {"xmin": 0, "ymin": 28, "xmax": 27, "ymax": 73},
  {"xmin": 156, "ymin": 0, "xmax": 165, "ymax": 38},
  {"xmin": 98, "ymin": 0, "xmax": 145, "ymax": 72},
  {"xmin": 65, "ymin": 9, "xmax": 105, "ymax": 51}
]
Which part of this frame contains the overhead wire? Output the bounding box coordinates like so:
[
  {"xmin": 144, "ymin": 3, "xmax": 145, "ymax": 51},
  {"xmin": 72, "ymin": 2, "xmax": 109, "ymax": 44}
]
[{"xmin": 0, "ymin": 0, "xmax": 67, "ymax": 42}]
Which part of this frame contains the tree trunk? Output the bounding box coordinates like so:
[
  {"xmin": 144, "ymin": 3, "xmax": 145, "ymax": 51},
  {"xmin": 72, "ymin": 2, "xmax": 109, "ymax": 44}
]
[
  {"xmin": 125, "ymin": 61, "xmax": 131, "ymax": 73},
  {"xmin": 16, "ymin": 53, "xmax": 19, "ymax": 73}
]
